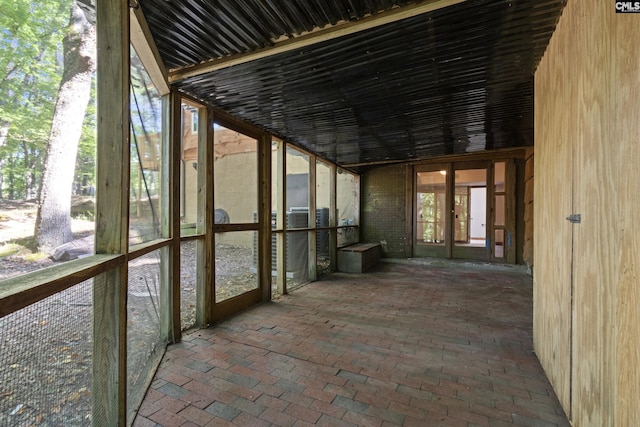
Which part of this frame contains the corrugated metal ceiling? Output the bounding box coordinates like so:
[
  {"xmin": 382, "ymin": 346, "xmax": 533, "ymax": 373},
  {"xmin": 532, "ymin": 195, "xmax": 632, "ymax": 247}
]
[{"xmin": 138, "ymin": 0, "xmax": 566, "ymax": 170}]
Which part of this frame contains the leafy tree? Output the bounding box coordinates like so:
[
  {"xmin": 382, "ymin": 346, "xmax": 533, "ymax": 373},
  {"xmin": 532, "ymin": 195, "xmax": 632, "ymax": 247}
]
[
  {"xmin": 0, "ymin": 0, "xmax": 72, "ymax": 200},
  {"xmin": 34, "ymin": 0, "xmax": 96, "ymax": 252}
]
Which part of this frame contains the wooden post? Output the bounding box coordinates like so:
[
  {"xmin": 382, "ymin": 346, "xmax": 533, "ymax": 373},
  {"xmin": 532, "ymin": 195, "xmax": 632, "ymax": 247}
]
[
  {"xmin": 160, "ymin": 92, "xmax": 180, "ymax": 343},
  {"xmin": 444, "ymin": 163, "xmax": 453, "ymax": 258},
  {"xmin": 276, "ymin": 140, "xmax": 286, "ymax": 295},
  {"xmin": 487, "ymin": 162, "xmax": 495, "ymax": 259},
  {"xmin": 329, "ymin": 163, "xmax": 337, "ymax": 272},
  {"xmin": 405, "ymin": 165, "xmax": 414, "ymax": 258},
  {"xmin": 505, "ymin": 159, "xmax": 517, "ymax": 264},
  {"xmin": 197, "ymin": 107, "xmax": 214, "ymax": 327},
  {"xmin": 308, "ymin": 155, "xmax": 317, "ymax": 282},
  {"xmin": 259, "ymin": 134, "xmax": 272, "ymax": 302},
  {"xmin": 93, "ymin": 0, "xmax": 129, "ymax": 425}
]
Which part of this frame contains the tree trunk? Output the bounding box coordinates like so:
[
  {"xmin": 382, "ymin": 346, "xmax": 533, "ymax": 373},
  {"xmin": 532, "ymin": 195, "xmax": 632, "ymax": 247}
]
[{"xmin": 34, "ymin": 1, "xmax": 96, "ymax": 253}]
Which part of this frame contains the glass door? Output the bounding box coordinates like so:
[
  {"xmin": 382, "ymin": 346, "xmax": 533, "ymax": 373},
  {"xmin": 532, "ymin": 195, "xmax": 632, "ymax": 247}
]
[
  {"xmin": 413, "ymin": 160, "xmax": 514, "ymax": 262},
  {"xmin": 452, "ymin": 163, "xmax": 490, "ymax": 260},
  {"xmin": 212, "ymin": 119, "xmax": 263, "ymax": 320},
  {"xmin": 413, "ymin": 164, "xmax": 450, "ymax": 258}
]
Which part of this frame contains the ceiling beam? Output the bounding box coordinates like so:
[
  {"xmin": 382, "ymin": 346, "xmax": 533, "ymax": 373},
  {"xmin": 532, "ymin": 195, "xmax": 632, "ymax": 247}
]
[
  {"xmin": 131, "ymin": 4, "xmax": 170, "ymax": 95},
  {"xmin": 168, "ymin": 0, "xmax": 468, "ymax": 83}
]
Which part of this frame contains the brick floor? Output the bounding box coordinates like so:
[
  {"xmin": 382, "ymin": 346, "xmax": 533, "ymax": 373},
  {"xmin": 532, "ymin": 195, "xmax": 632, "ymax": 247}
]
[{"xmin": 134, "ymin": 261, "xmax": 570, "ymax": 427}]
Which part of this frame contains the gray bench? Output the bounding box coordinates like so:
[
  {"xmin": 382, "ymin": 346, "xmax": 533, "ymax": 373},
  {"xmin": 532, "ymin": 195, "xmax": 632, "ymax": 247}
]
[{"xmin": 337, "ymin": 243, "xmax": 381, "ymax": 273}]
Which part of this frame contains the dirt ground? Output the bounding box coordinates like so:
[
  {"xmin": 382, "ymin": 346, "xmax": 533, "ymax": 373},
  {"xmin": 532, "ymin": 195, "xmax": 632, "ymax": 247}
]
[
  {"xmin": 0, "ymin": 200, "xmax": 42, "ymax": 245},
  {"xmin": 0, "ymin": 199, "xmax": 95, "ymax": 280},
  {"xmin": 0, "ymin": 201, "xmax": 93, "ymax": 425}
]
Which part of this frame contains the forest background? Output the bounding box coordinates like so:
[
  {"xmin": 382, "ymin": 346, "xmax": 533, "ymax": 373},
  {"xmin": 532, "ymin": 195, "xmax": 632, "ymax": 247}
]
[
  {"xmin": 1, "ymin": 0, "xmax": 95, "ymax": 203},
  {"xmin": 1, "ymin": 0, "xmax": 157, "ymax": 262}
]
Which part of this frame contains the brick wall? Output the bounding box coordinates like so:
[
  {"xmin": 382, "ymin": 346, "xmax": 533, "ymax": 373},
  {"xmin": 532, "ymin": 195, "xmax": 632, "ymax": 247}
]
[{"xmin": 361, "ymin": 164, "xmax": 408, "ymax": 258}]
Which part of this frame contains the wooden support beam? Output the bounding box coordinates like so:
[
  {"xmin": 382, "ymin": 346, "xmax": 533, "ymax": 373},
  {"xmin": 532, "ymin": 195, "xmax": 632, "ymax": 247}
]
[
  {"xmin": 275, "ymin": 140, "xmax": 287, "ymax": 295},
  {"xmin": 169, "ymin": 92, "xmax": 182, "ymax": 341},
  {"xmin": 329, "ymin": 163, "xmax": 338, "ymax": 272},
  {"xmin": 93, "ymin": 0, "xmax": 130, "ymax": 424},
  {"xmin": 130, "ymin": 5, "xmax": 169, "ymax": 95},
  {"xmin": 308, "ymin": 155, "xmax": 317, "ymax": 282},
  {"xmin": 505, "ymin": 159, "xmax": 517, "ymax": 264},
  {"xmin": 444, "ymin": 163, "xmax": 453, "ymax": 258},
  {"xmin": 0, "ymin": 255, "xmax": 122, "ymax": 318},
  {"xmin": 168, "ymin": 0, "xmax": 468, "ymax": 82},
  {"xmin": 405, "ymin": 164, "xmax": 413, "ymax": 258},
  {"xmin": 197, "ymin": 106, "xmax": 214, "ymax": 326},
  {"xmin": 159, "ymin": 92, "xmax": 180, "ymax": 344},
  {"xmin": 259, "ymin": 133, "xmax": 272, "ymax": 302}
]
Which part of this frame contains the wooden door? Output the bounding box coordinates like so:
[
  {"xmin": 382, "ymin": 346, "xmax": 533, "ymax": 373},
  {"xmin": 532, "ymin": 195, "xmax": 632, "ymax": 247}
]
[
  {"xmin": 211, "ymin": 118, "xmax": 266, "ymax": 321},
  {"xmin": 533, "ymin": 6, "xmax": 575, "ymax": 414}
]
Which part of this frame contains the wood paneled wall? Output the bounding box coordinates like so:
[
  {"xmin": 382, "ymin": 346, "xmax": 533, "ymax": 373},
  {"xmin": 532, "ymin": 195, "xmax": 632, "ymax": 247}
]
[
  {"xmin": 533, "ymin": 13, "xmax": 573, "ymax": 410},
  {"xmin": 534, "ymin": 0, "xmax": 640, "ymax": 425}
]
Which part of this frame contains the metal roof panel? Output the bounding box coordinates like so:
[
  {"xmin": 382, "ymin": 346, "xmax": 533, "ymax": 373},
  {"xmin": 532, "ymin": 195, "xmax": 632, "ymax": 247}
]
[{"xmin": 139, "ymin": 0, "xmax": 566, "ymax": 170}]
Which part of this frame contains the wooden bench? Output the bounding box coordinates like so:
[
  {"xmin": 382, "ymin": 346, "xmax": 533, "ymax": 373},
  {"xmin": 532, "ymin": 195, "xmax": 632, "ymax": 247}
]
[{"xmin": 337, "ymin": 243, "xmax": 381, "ymax": 273}]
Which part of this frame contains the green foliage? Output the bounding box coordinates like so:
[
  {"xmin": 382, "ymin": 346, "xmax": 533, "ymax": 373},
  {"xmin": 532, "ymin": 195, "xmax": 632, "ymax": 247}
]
[
  {"xmin": 0, "ymin": 1, "xmax": 163, "ymax": 204},
  {"xmin": 0, "ymin": 0, "xmax": 75, "ymax": 200}
]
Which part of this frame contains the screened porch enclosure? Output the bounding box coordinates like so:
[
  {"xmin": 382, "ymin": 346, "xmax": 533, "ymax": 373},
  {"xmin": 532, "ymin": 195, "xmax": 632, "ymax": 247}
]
[
  {"xmin": 0, "ymin": 0, "xmax": 574, "ymax": 425},
  {"xmin": 0, "ymin": 3, "xmax": 361, "ymax": 425}
]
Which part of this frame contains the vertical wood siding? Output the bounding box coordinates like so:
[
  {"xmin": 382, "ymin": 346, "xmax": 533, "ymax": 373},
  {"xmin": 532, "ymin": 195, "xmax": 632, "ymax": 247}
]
[
  {"xmin": 533, "ymin": 0, "xmax": 574, "ymax": 409},
  {"xmin": 534, "ymin": 0, "xmax": 640, "ymax": 425}
]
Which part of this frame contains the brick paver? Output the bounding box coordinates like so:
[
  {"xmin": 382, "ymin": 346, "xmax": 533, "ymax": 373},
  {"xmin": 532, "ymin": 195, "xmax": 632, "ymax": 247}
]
[{"xmin": 134, "ymin": 261, "xmax": 570, "ymax": 426}]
